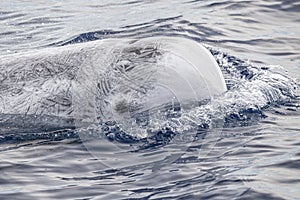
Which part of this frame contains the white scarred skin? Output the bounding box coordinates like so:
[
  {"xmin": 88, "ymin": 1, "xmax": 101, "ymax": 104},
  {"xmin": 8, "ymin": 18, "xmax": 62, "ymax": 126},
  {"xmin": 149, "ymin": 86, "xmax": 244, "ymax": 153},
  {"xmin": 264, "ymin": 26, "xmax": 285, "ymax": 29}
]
[{"xmin": 0, "ymin": 37, "xmax": 227, "ymax": 135}]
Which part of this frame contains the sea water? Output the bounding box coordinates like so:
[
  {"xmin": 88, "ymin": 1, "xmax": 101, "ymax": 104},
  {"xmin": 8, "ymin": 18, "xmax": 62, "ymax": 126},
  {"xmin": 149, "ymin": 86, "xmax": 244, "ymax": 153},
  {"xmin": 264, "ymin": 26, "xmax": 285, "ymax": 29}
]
[{"xmin": 0, "ymin": 1, "xmax": 299, "ymax": 199}]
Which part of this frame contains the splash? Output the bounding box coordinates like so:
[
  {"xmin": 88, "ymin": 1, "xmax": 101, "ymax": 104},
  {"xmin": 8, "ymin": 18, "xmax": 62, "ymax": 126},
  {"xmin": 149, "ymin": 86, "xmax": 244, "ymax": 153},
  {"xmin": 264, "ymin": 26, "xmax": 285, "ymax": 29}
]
[{"xmin": 78, "ymin": 44, "xmax": 297, "ymax": 142}]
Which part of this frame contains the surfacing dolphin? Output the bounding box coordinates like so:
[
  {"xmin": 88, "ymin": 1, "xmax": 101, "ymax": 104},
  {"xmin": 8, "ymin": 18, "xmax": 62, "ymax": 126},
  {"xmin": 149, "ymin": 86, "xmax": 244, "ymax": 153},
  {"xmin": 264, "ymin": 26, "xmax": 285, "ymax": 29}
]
[{"xmin": 0, "ymin": 37, "xmax": 226, "ymax": 136}]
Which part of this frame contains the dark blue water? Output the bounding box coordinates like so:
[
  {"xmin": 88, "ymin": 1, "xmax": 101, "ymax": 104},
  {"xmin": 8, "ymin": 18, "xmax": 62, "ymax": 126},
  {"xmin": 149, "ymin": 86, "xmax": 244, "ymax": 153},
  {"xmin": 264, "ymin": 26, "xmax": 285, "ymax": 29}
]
[{"xmin": 0, "ymin": 1, "xmax": 299, "ymax": 199}]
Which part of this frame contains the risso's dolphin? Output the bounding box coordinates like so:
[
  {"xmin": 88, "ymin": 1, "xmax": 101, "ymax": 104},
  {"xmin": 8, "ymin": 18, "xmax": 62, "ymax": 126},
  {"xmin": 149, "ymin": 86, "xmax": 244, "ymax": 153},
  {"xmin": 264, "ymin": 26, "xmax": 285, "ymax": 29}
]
[{"xmin": 0, "ymin": 37, "xmax": 226, "ymax": 135}]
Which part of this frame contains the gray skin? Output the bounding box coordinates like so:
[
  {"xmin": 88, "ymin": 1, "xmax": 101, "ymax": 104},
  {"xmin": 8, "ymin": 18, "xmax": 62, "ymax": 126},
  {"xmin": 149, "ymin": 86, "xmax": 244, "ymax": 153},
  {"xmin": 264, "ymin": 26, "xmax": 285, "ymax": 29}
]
[
  {"xmin": 0, "ymin": 44, "xmax": 84, "ymax": 133},
  {"xmin": 0, "ymin": 37, "xmax": 226, "ymax": 134},
  {"xmin": 0, "ymin": 39, "xmax": 139, "ymax": 133}
]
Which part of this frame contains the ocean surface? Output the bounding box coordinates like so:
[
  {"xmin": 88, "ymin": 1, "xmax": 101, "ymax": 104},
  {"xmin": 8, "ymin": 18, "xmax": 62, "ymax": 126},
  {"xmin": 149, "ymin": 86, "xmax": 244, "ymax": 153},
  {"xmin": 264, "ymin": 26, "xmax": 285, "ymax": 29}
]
[{"xmin": 0, "ymin": 0, "xmax": 299, "ymax": 199}]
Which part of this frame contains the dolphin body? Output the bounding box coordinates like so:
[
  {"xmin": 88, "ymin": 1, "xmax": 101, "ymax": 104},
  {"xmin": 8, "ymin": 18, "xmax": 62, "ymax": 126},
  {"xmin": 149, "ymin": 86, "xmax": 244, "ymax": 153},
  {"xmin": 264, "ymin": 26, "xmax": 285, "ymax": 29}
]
[{"xmin": 0, "ymin": 37, "xmax": 226, "ymax": 135}]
